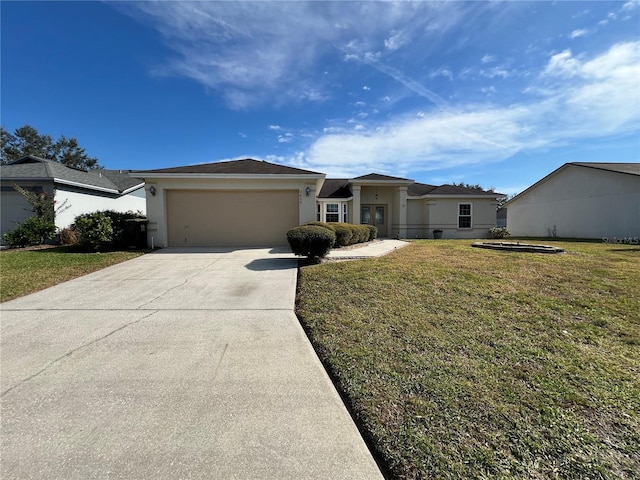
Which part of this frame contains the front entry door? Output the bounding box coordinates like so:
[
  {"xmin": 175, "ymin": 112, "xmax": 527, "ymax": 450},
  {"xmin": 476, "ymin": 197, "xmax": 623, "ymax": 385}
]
[{"xmin": 361, "ymin": 205, "xmax": 387, "ymax": 237}]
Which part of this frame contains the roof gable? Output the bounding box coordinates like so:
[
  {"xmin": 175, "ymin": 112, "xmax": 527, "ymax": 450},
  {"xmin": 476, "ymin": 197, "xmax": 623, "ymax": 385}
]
[
  {"xmin": 505, "ymin": 162, "xmax": 640, "ymax": 207},
  {"xmin": 569, "ymin": 162, "xmax": 640, "ymax": 176},
  {"xmin": 352, "ymin": 173, "xmax": 414, "ymax": 182},
  {"xmin": 317, "ymin": 179, "xmax": 352, "ymax": 199},
  {"xmin": 135, "ymin": 158, "xmax": 323, "ymax": 176}
]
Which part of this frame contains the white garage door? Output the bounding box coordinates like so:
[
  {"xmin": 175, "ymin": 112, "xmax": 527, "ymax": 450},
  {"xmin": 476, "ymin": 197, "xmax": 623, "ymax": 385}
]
[{"xmin": 167, "ymin": 190, "xmax": 299, "ymax": 247}]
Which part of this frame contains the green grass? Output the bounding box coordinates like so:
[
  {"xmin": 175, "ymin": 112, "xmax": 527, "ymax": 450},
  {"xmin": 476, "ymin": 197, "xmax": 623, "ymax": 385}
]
[
  {"xmin": 0, "ymin": 246, "xmax": 145, "ymax": 302},
  {"xmin": 296, "ymin": 240, "xmax": 640, "ymax": 479}
]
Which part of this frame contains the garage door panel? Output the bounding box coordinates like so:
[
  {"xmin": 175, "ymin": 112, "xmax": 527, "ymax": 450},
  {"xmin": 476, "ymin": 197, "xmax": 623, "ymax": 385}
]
[{"xmin": 167, "ymin": 190, "xmax": 299, "ymax": 247}]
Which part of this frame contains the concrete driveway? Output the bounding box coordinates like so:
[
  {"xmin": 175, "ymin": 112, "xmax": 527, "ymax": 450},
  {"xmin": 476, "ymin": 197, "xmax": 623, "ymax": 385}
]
[{"xmin": 1, "ymin": 248, "xmax": 383, "ymax": 479}]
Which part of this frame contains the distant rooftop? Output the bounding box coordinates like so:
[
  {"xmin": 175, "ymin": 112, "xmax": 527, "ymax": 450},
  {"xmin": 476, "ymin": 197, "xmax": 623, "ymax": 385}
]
[{"xmin": 1, "ymin": 156, "xmax": 143, "ymax": 193}]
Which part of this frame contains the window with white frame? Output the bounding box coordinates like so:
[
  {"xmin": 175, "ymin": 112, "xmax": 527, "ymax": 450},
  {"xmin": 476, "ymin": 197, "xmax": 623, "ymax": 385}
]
[
  {"xmin": 326, "ymin": 203, "xmax": 339, "ymax": 222},
  {"xmin": 458, "ymin": 203, "xmax": 472, "ymax": 228}
]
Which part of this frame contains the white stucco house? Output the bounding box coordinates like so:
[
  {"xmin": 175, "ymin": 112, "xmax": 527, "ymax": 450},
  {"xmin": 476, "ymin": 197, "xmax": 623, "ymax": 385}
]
[
  {"xmin": 1, "ymin": 156, "xmax": 146, "ymax": 238},
  {"xmin": 134, "ymin": 159, "xmax": 501, "ymax": 248},
  {"xmin": 505, "ymin": 162, "xmax": 640, "ymax": 239}
]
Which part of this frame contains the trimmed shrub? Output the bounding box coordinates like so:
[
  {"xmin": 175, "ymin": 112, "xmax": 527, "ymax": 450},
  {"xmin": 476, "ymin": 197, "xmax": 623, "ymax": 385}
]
[
  {"xmin": 366, "ymin": 225, "xmax": 378, "ymax": 241},
  {"xmin": 304, "ymin": 221, "xmax": 332, "ymax": 230},
  {"xmin": 74, "ymin": 212, "xmax": 114, "ymax": 250},
  {"xmin": 304, "ymin": 221, "xmax": 376, "ymax": 246},
  {"xmin": 59, "ymin": 227, "xmax": 79, "ymax": 246},
  {"xmin": 2, "ymin": 216, "xmax": 57, "ymax": 247},
  {"xmin": 331, "ymin": 223, "xmax": 353, "ymax": 247},
  {"xmin": 488, "ymin": 227, "xmax": 510, "ymax": 239},
  {"xmin": 352, "ymin": 224, "xmax": 371, "ymax": 244},
  {"xmin": 287, "ymin": 225, "xmax": 336, "ymax": 260}
]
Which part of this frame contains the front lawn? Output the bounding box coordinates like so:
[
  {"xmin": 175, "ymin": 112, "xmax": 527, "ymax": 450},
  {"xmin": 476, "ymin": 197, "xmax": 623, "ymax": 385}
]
[
  {"xmin": 296, "ymin": 240, "xmax": 639, "ymax": 479},
  {"xmin": 0, "ymin": 246, "xmax": 145, "ymax": 302}
]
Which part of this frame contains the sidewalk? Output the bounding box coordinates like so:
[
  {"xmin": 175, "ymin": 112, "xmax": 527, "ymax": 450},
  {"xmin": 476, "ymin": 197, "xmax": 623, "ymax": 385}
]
[{"xmin": 326, "ymin": 239, "xmax": 409, "ymax": 260}]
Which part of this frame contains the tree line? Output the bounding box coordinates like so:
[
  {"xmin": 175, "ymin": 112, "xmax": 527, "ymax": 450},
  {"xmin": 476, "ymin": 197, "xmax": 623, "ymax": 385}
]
[{"xmin": 1, "ymin": 125, "xmax": 101, "ymax": 170}]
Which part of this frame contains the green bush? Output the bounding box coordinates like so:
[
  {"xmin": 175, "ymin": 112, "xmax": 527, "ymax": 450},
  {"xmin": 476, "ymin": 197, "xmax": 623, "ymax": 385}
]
[
  {"xmin": 287, "ymin": 225, "xmax": 336, "ymax": 260},
  {"xmin": 304, "ymin": 221, "xmax": 375, "ymax": 246},
  {"xmin": 488, "ymin": 227, "xmax": 510, "ymax": 239},
  {"xmin": 331, "ymin": 223, "xmax": 353, "ymax": 247},
  {"xmin": 2, "ymin": 216, "xmax": 57, "ymax": 247},
  {"xmin": 74, "ymin": 212, "xmax": 114, "ymax": 250},
  {"xmin": 352, "ymin": 224, "xmax": 371, "ymax": 244},
  {"xmin": 100, "ymin": 210, "xmax": 146, "ymax": 248}
]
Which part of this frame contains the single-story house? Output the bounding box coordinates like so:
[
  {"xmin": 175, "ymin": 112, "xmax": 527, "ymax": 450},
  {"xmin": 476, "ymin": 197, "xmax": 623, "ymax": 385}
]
[
  {"xmin": 505, "ymin": 162, "xmax": 640, "ymax": 239},
  {"xmin": 1, "ymin": 155, "xmax": 146, "ymax": 238},
  {"xmin": 134, "ymin": 159, "xmax": 501, "ymax": 248}
]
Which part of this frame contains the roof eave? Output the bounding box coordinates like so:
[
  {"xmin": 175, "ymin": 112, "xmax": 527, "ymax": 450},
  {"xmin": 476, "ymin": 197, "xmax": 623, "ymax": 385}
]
[
  {"xmin": 317, "ymin": 196, "xmax": 354, "ymax": 201},
  {"xmin": 133, "ymin": 173, "xmax": 326, "ymax": 180},
  {"xmin": 416, "ymin": 193, "xmax": 503, "ymax": 199},
  {"xmin": 120, "ymin": 183, "xmax": 146, "ymax": 195},
  {"xmin": 54, "ymin": 178, "xmax": 120, "ymax": 194},
  {"xmin": 350, "ymin": 179, "xmax": 414, "ymax": 186}
]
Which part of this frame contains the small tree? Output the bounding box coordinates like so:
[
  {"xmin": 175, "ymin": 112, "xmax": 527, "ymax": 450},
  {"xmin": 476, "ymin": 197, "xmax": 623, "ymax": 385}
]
[{"xmin": 11, "ymin": 184, "xmax": 70, "ymax": 223}]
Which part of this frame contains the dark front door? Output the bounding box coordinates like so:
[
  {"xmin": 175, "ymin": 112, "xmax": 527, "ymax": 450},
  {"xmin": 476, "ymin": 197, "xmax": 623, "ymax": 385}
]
[{"xmin": 361, "ymin": 205, "xmax": 387, "ymax": 237}]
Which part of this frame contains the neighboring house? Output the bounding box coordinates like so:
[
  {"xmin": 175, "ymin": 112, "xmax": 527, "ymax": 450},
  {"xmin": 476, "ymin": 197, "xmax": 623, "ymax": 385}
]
[
  {"xmin": 505, "ymin": 162, "xmax": 640, "ymax": 239},
  {"xmin": 135, "ymin": 159, "xmax": 501, "ymax": 248},
  {"xmin": 1, "ymin": 155, "xmax": 146, "ymax": 238}
]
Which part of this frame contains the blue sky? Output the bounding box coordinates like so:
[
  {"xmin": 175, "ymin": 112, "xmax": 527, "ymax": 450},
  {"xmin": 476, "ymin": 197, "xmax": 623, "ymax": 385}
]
[{"xmin": 2, "ymin": 1, "xmax": 639, "ymax": 194}]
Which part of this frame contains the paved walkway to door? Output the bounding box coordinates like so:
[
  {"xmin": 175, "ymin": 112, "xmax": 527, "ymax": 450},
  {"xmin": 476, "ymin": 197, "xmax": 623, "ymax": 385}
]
[{"xmin": 1, "ymin": 247, "xmax": 383, "ymax": 479}]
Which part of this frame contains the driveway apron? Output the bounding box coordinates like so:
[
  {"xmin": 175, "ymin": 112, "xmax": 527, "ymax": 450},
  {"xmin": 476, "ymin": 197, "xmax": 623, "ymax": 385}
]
[{"xmin": 1, "ymin": 248, "xmax": 383, "ymax": 480}]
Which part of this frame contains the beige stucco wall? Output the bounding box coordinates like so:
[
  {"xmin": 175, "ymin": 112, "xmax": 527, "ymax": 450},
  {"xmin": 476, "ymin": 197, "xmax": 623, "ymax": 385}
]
[
  {"xmin": 507, "ymin": 166, "xmax": 640, "ymax": 238},
  {"xmin": 407, "ymin": 199, "xmax": 429, "ymax": 238},
  {"xmin": 416, "ymin": 197, "xmax": 497, "ymax": 239},
  {"xmin": 144, "ymin": 176, "xmax": 318, "ymax": 248}
]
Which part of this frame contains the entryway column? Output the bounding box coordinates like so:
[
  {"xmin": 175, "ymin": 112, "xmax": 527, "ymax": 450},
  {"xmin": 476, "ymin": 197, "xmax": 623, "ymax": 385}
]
[
  {"xmin": 398, "ymin": 186, "xmax": 408, "ymax": 239},
  {"xmin": 352, "ymin": 185, "xmax": 361, "ymax": 224}
]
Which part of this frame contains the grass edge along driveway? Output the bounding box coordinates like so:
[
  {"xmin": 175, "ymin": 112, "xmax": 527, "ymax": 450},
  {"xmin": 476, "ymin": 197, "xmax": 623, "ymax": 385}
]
[
  {"xmin": 296, "ymin": 240, "xmax": 640, "ymax": 480},
  {"xmin": 0, "ymin": 246, "xmax": 145, "ymax": 302}
]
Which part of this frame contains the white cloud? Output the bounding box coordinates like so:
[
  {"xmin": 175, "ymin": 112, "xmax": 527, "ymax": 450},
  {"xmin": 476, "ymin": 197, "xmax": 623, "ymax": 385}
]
[
  {"xmin": 481, "ymin": 54, "xmax": 495, "ymax": 64},
  {"xmin": 113, "ymin": 1, "xmax": 479, "ymax": 109},
  {"xmin": 278, "ymin": 133, "xmax": 294, "ymax": 143},
  {"xmin": 570, "ymin": 29, "xmax": 588, "ymax": 39},
  {"xmin": 430, "ymin": 67, "xmax": 453, "ymax": 80},
  {"xmin": 480, "ymin": 67, "xmax": 511, "ymax": 79},
  {"xmin": 623, "ymin": 1, "xmax": 639, "ymax": 11},
  {"xmin": 268, "ymin": 125, "xmax": 281, "ymax": 131},
  {"xmin": 363, "ymin": 85, "xmax": 371, "ymax": 91},
  {"xmin": 384, "ymin": 30, "xmax": 407, "ymax": 51},
  {"xmin": 295, "ymin": 41, "xmax": 640, "ymax": 177},
  {"xmin": 543, "ymin": 50, "xmax": 581, "ymax": 77}
]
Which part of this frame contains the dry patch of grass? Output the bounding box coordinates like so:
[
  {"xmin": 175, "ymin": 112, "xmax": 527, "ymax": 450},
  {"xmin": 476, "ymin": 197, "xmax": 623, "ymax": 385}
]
[
  {"xmin": 0, "ymin": 246, "xmax": 144, "ymax": 302},
  {"xmin": 297, "ymin": 240, "xmax": 639, "ymax": 479}
]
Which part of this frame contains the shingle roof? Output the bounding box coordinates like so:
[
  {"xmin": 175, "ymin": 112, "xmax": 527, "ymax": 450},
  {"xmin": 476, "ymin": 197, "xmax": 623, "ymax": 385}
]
[
  {"xmin": 407, "ymin": 182, "xmax": 437, "ymax": 196},
  {"xmin": 428, "ymin": 184, "xmax": 498, "ymax": 195},
  {"xmin": 134, "ymin": 158, "xmax": 323, "ymax": 176},
  {"xmin": 1, "ymin": 156, "xmax": 144, "ymax": 194},
  {"xmin": 407, "ymin": 182, "xmax": 498, "ymax": 196},
  {"xmin": 570, "ymin": 162, "xmax": 640, "ymax": 176},
  {"xmin": 352, "ymin": 173, "xmax": 414, "ymax": 182},
  {"xmin": 317, "ymin": 179, "xmax": 352, "ymax": 199}
]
